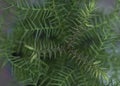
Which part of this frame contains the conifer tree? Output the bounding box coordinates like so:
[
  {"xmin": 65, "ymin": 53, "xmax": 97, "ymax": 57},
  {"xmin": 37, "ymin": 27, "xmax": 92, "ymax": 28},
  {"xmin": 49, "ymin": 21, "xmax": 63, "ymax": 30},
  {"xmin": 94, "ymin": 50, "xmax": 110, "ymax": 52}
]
[{"xmin": 0, "ymin": 0, "xmax": 120, "ymax": 86}]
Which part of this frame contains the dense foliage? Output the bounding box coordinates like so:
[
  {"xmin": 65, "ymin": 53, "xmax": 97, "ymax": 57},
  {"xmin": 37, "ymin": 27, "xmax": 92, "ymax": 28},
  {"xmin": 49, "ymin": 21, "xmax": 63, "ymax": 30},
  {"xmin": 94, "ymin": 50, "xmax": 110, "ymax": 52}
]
[{"xmin": 0, "ymin": 0, "xmax": 120, "ymax": 86}]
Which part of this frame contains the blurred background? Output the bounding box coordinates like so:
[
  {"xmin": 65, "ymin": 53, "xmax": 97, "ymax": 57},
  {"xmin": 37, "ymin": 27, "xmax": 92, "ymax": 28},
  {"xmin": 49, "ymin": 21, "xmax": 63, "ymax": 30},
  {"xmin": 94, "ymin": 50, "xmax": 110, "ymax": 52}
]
[{"xmin": 0, "ymin": 0, "xmax": 119, "ymax": 86}]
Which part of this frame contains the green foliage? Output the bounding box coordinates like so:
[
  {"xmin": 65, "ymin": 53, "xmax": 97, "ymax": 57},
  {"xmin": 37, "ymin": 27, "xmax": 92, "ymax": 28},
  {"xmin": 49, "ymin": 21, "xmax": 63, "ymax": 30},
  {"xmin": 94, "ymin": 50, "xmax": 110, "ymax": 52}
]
[{"xmin": 0, "ymin": 0, "xmax": 120, "ymax": 86}]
